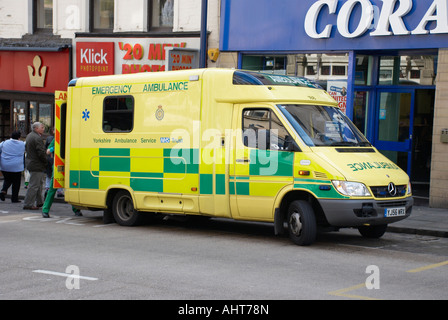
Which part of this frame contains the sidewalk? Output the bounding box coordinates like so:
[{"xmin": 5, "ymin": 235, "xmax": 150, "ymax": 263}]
[
  {"xmin": 2, "ymin": 176, "xmax": 448, "ymax": 238},
  {"xmin": 388, "ymin": 205, "xmax": 448, "ymax": 238}
]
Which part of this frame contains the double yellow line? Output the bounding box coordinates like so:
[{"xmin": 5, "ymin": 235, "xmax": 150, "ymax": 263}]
[
  {"xmin": 329, "ymin": 283, "xmax": 380, "ymax": 300},
  {"xmin": 406, "ymin": 260, "xmax": 448, "ymax": 273},
  {"xmin": 328, "ymin": 260, "xmax": 448, "ymax": 300}
]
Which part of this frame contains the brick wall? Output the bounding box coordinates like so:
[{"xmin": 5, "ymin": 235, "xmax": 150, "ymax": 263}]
[{"xmin": 430, "ymin": 48, "xmax": 448, "ymax": 208}]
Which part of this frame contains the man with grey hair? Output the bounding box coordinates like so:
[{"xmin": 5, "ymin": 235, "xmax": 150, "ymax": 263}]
[{"xmin": 23, "ymin": 122, "xmax": 47, "ymax": 213}]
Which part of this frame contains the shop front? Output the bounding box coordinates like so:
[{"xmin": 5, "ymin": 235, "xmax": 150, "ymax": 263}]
[
  {"xmin": 220, "ymin": 0, "xmax": 448, "ymax": 207},
  {"xmin": 0, "ymin": 47, "xmax": 71, "ymax": 140}
]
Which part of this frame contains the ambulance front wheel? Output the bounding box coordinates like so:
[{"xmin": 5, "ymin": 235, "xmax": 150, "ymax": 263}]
[
  {"xmin": 112, "ymin": 190, "xmax": 144, "ymax": 226},
  {"xmin": 287, "ymin": 200, "xmax": 317, "ymax": 246}
]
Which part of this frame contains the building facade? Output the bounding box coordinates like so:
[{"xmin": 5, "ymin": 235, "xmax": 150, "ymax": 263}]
[{"xmin": 218, "ymin": 0, "xmax": 448, "ymax": 208}]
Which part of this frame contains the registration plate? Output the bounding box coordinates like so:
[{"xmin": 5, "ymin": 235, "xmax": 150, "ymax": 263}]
[{"xmin": 384, "ymin": 207, "xmax": 406, "ymax": 217}]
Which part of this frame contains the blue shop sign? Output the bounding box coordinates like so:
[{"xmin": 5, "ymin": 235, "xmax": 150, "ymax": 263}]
[{"xmin": 220, "ymin": 0, "xmax": 448, "ymax": 51}]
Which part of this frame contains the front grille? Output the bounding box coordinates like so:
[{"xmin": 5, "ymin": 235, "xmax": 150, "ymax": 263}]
[
  {"xmin": 370, "ymin": 185, "xmax": 407, "ymax": 198},
  {"xmin": 336, "ymin": 148, "xmax": 375, "ymax": 153},
  {"xmin": 376, "ymin": 201, "xmax": 408, "ymax": 208}
]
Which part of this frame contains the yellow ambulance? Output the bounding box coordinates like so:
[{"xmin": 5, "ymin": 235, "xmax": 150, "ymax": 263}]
[{"xmin": 54, "ymin": 68, "xmax": 413, "ymax": 245}]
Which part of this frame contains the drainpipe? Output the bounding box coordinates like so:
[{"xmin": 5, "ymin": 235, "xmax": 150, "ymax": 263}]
[{"xmin": 200, "ymin": 0, "xmax": 208, "ymax": 68}]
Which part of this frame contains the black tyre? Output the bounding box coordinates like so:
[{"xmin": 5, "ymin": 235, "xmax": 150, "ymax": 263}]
[
  {"xmin": 287, "ymin": 200, "xmax": 317, "ymax": 246},
  {"xmin": 358, "ymin": 224, "xmax": 388, "ymax": 238},
  {"xmin": 112, "ymin": 190, "xmax": 144, "ymax": 226}
]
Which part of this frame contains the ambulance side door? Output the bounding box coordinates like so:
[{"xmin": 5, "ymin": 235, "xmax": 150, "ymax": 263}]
[{"xmin": 231, "ymin": 105, "xmax": 295, "ymax": 220}]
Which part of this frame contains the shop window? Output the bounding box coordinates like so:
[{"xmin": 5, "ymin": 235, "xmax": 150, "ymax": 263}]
[
  {"xmin": 353, "ymin": 91, "xmax": 369, "ymax": 135},
  {"xmin": 35, "ymin": 0, "xmax": 53, "ymax": 30},
  {"xmin": 241, "ymin": 55, "xmax": 287, "ymax": 74},
  {"xmin": 149, "ymin": 0, "xmax": 174, "ymax": 30},
  {"xmin": 357, "ymin": 55, "xmax": 437, "ymax": 86},
  {"xmin": 355, "ymin": 55, "xmax": 376, "ymax": 86},
  {"xmin": 379, "ymin": 56, "xmax": 437, "ymax": 86},
  {"xmin": 103, "ymin": 96, "xmax": 134, "ymax": 132},
  {"xmin": 13, "ymin": 102, "xmax": 27, "ymax": 137},
  {"xmin": 332, "ymin": 65, "xmax": 346, "ymax": 76},
  {"xmin": 242, "ymin": 56, "xmax": 264, "ymax": 71},
  {"xmin": 320, "ymin": 66, "xmax": 330, "ymax": 76},
  {"xmin": 91, "ymin": 0, "xmax": 114, "ymax": 32},
  {"xmin": 30, "ymin": 101, "xmax": 38, "ymax": 125},
  {"xmin": 30, "ymin": 101, "xmax": 53, "ymax": 134},
  {"xmin": 410, "ymin": 70, "xmax": 421, "ymax": 79},
  {"xmin": 39, "ymin": 103, "xmax": 52, "ymax": 133},
  {"xmin": 295, "ymin": 53, "xmax": 349, "ymax": 90},
  {"xmin": 9, "ymin": 100, "xmax": 54, "ymax": 137},
  {"xmin": 379, "ymin": 56, "xmax": 401, "ymax": 85},
  {"xmin": 306, "ymin": 66, "xmax": 316, "ymax": 76}
]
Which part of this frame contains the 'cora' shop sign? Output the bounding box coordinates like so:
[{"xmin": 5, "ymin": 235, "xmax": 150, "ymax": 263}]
[
  {"xmin": 220, "ymin": 0, "xmax": 448, "ymax": 51},
  {"xmin": 304, "ymin": 0, "xmax": 448, "ymax": 39},
  {"xmin": 75, "ymin": 37, "xmax": 201, "ymax": 78}
]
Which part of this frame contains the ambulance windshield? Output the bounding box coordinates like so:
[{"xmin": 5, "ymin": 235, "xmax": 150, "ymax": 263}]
[{"xmin": 278, "ymin": 104, "xmax": 371, "ymax": 147}]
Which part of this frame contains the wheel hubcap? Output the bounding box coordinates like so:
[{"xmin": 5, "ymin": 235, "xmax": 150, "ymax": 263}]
[
  {"xmin": 289, "ymin": 211, "xmax": 303, "ymax": 236},
  {"xmin": 117, "ymin": 196, "xmax": 134, "ymax": 221}
]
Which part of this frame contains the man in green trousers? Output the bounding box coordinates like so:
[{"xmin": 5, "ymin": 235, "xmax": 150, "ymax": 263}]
[{"xmin": 41, "ymin": 139, "xmax": 82, "ymax": 218}]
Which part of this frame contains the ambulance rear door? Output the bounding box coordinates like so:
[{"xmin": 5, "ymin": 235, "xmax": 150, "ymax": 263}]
[{"xmin": 53, "ymin": 91, "xmax": 67, "ymax": 190}]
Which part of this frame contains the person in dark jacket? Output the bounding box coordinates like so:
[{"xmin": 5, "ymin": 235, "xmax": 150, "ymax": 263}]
[{"xmin": 23, "ymin": 122, "xmax": 47, "ymax": 210}]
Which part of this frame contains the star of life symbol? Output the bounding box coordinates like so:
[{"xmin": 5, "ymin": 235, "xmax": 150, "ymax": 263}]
[{"xmin": 82, "ymin": 109, "xmax": 90, "ymax": 121}]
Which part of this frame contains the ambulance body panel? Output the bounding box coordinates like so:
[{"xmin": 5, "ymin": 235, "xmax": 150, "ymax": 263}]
[{"xmin": 55, "ymin": 69, "xmax": 413, "ymax": 245}]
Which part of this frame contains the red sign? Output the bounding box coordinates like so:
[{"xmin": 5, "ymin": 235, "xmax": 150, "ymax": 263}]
[
  {"xmin": 0, "ymin": 50, "xmax": 70, "ymax": 93},
  {"xmin": 76, "ymin": 42, "xmax": 115, "ymax": 77},
  {"xmin": 119, "ymin": 41, "xmax": 187, "ymax": 74}
]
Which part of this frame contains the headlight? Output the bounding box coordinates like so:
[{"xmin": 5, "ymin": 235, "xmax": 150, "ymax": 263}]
[
  {"xmin": 407, "ymin": 181, "xmax": 412, "ymax": 195},
  {"xmin": 332, "ymin": 180, "xmax": 371, "ymax": 197}
]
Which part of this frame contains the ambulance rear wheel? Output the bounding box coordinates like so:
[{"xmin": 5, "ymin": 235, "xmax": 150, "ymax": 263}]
[
  {"xmin": 287, "ymin": 200, "xmax": 317, "ymax": 246},
  {"xmin": 112, "ymin": 190, "xmax": 143, "ymax": 226}
]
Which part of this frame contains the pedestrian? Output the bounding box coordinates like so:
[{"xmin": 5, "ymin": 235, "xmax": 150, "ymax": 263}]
[
  {"xmin": 44, "ymin": 127, "xmax": 54, "ymax": 199},
  {"xmin": 0, "ymin": 131, "xmax": 26, "ymax": 203},
  {"xmin": 41, "ymin": 138, "xmax": 81, "ymax": 218},
  {"xmin": 23, "ymin": 122, "xmax": 47, "ymax": 210}
]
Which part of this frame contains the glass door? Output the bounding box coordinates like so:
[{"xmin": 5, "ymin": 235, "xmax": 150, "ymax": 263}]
[
  {"xmin": 13, "ymin": 101, "xmax": 27, "ymax": 137},
  {"xmin": 374, "ymin": 89, "xmax": 414, "ymax": 175},
  {"xmin": 0, "ymin": 100, "xmax": 11, "ymax": 141}
]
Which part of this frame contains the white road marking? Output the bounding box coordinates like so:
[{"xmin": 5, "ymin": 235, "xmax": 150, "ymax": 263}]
[
  {"xmin": 93, "ymin": 223, "xmax": 117, "ymax": 228},
  {"xmin": 0, "ymin": 220, "xmax": 19, "ymax": 224},
  {"xmin": 32, "ymin": 269, "xmax": 98, "ymax": 281}
]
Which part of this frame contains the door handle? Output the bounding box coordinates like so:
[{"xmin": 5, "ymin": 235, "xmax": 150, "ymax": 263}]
[{"xmin": 236, "ymin": 158, "xmax": 250, "ymax": 163}]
